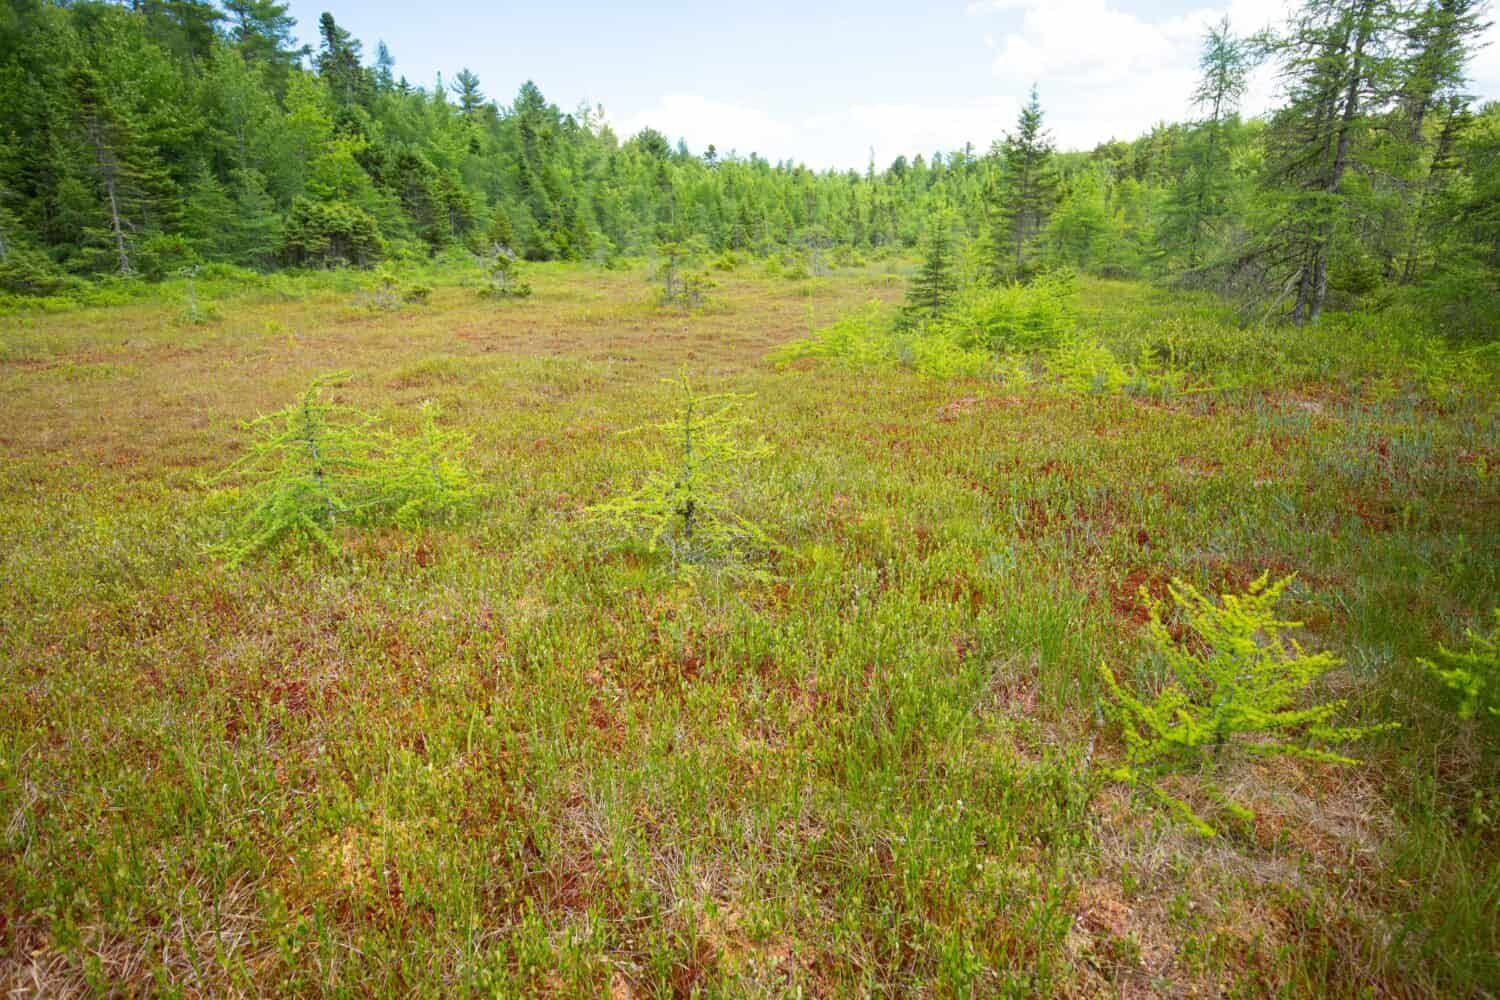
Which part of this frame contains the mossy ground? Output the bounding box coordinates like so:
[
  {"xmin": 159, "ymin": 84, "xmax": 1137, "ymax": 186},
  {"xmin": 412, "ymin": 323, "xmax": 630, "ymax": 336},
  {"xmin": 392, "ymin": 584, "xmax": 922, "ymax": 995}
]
[{"xmin": 1, "ymin": 262, "xmax": 1496, "ymax": 995}]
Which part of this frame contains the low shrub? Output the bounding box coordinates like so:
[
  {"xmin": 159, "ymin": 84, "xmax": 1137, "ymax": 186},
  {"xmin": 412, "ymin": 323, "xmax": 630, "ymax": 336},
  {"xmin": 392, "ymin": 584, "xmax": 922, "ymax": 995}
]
[
  {"xmin": 1098, "ymin": 573, "xmax": 1396, "ymax": 836},
  {"xmin": 208, "ymin": 377, "xmax": 482, "ymax": 564}
]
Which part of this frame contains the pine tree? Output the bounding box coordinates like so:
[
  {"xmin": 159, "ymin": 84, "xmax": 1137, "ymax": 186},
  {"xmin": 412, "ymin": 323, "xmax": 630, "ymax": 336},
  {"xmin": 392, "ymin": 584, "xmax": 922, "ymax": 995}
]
[
  {"xmin": 222, "ymin": 0, "xmax": 305, "ymax": 89},
  {"xmin": 986, "ymin": 85, "xmax": 1059, "ymax": 282},
  {"xmin": 450, "ymin": 69, "xmax": 486, "ymax": 117}
]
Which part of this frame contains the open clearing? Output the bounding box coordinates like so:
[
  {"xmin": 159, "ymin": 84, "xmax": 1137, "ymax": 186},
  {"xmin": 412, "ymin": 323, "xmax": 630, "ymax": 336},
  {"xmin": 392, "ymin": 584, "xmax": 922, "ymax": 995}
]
[{"xmin": 2, "ymin": 264, "xmax": 1497, "ymax": 996}]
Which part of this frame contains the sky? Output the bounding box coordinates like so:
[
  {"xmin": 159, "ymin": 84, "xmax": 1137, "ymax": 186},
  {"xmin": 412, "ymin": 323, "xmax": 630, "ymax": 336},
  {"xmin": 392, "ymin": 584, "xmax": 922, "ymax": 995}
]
[{"xmin": 284, "ymin": 0, "xmax": 1500, "ymax": 171}]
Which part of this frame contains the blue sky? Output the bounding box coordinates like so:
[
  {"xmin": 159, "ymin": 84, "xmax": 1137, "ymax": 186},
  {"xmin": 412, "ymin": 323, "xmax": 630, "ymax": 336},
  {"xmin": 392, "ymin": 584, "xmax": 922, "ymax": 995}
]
[{"xmin": 284, "ymin": 0, "xmax": 1500, "ymax": 170}]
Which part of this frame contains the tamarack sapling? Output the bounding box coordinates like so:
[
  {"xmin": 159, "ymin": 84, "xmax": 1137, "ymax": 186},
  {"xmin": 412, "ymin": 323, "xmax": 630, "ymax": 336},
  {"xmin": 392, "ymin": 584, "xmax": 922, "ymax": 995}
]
[
  {"xmin": 209, "ymin": 377, "xmax": 481, "ymax": 563},
  {"xmin": 587, "ymin": 371, "xmax": 773, "ymax": 567},
  {"xmin": 1097, "ymin": 572, "xmax": 1395, "ymax": 836}
]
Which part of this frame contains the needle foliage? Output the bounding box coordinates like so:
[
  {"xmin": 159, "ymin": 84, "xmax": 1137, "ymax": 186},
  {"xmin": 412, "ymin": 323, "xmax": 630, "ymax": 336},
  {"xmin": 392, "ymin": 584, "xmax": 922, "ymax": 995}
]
[
  {"xmin": 209, "ymin": 378, "xmax": 482, "ymax": 564},
  {"xmin": 1098, "ymin": 573, "xmax": 1396, "ymax": 836}
]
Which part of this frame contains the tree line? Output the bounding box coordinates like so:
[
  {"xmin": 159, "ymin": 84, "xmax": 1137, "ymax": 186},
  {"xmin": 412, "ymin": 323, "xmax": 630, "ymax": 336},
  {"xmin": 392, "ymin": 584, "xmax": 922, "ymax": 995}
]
[{"xmin": 0, "ymin": 0, "xmax": 1494, "ymax": 330}]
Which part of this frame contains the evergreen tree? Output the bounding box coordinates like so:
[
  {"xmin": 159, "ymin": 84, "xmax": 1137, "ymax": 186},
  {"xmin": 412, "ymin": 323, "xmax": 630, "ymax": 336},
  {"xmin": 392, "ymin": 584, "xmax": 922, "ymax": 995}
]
[
  {"xmin": 450, "ymin": 69, "xmax": 486, "ymax": 117},
  {"xmin": 67, "ymin": 67, "xmax": 156, "ymax": 274},
  {"xmin": 902, "ymin": 212, "xmax": 960, "ymax": 324},
  {"xmin": 1392, "ymin": 0, "xmax": 1488, "ymax": 283},
  {"xmin": 222, "ymin": 0, "xmax": 305, "ymax": 88},
  {"xmin": 986, "ymin": 85, "xmax": 1059, "ymax": 282},
  {"xmin": 315, "ymin": 12, "xmax": 368, "ymax": 109},
  {"xmin": 1261, "ymin": 0, "xmax": 1408, "ymax": 323}
]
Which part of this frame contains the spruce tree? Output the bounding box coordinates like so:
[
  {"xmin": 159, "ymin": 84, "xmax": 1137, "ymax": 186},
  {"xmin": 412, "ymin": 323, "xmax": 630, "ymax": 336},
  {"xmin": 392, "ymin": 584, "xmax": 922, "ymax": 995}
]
[
  {"xmin": 985, "ymin": 85, "xmax": 1059, "ymax": 282},
  {"xmin": 315, "ymin": 12, "xmax": 368, "ymax": 109},
  {"xmin": 450, "ymin": 69, "xmax": 486, "ymax": 117},
  {"xmin": 902, "ymin": 212, "xmax": 960, "ymax": 324}
]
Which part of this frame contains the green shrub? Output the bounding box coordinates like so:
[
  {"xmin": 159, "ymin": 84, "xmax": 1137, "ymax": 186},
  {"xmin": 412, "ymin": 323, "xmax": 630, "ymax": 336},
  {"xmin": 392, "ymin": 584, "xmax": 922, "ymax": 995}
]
[
  {"xmin": 586, "ymin": 372, "xmax": 774, "ymax": 568},
  {"xmin": 209, "ymin": 378, "xmax": 481, "ymax": 564},
  {"xmin": 477, "ymin": 244, "xmax": 533, "ymax": 298},
  {"xmin": 1421, "ymin": 611, "xmax": 1500, "ymax": 722},
  {"xmin": 1098, "ymin": 573, "xmax": 1396, "ymax": 836},
  {"xmin": 0, "ymin": 247, "xmax": 82, "ymax": 297},
  {"xmin": 653, "ymin": 241, "xmax": 713, "ymax": 310},
  {"xmin": 378, "ymin": 401, "xmax": 487, "ymax": 529},
  {"xmin": 279, "ymin": 198, "xmax": 384, "ymax": 268},
  {"xmin": 773, "ymin": 300, "xmax": 1005, "ymax": 380},
  {"xmin": 939, "ymin": 269, "xmax": 1076, "ymax": 352},
  {"xmin": 357, "ymin": 269, "xmax": 431, "ymax": 311},
  {"xmin": 134, "ymin": 233, "xmax": 198, "ymax": 282}
]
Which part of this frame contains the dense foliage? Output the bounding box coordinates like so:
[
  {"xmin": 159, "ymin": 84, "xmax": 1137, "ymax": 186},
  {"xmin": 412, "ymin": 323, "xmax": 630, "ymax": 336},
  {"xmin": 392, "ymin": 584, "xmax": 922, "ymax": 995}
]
[{"xmin": 1, "ymin": 1, "xmax": 1495, "ymax": 331}]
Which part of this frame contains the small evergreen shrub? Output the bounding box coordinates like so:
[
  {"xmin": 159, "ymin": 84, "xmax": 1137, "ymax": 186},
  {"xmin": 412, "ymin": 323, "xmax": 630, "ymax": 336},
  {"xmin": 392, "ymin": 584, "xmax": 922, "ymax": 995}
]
[
  {"xmin": 209, "ymin": 378, "xmax": 481, "ymax": 564},
  {"xmin": 586, "ymin": 372, "xmax": 774, "ymax": 569},
  {"xmin": 771, "ymin": 300, "xmax": 1002, "ymax": 380},
  {"xmin": 477, "ymin": 244, "xmax": 533, "ymax": 298},
  {"xmin": 653, "ymin": 241, "xmax": 713, "ymax": 310},
  {"xmin": 356, "ymin": 269, "xmax": 432, "ymax": 311},
  {"xmin": 1098, "ymin": 573, "xmax": 1395, "ymax": 836},
  {"xmin": 379, "ymin": 401, "xmax": 486, "ymax": 528},
  {"xmin": 1421, "ymin": 611, "xmax": 1500, "ymax": 722}
]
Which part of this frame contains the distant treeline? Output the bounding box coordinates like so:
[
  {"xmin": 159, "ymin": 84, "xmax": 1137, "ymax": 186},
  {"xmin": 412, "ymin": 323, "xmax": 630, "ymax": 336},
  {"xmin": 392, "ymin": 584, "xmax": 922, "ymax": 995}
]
[{"xmin": 0, "ymin": 1, "xmax": 1495, "ymax": 330}]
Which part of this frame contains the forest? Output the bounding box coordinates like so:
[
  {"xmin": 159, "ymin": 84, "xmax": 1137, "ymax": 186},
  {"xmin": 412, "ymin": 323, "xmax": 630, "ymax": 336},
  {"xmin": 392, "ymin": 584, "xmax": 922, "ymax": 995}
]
[
  {"xmin": 2, "ymin": 0, "xmax": 1499, "ymax": 996},
  {"xmin": 1, "ymin": 0, "xmax": 1497, "ymax": 335}
]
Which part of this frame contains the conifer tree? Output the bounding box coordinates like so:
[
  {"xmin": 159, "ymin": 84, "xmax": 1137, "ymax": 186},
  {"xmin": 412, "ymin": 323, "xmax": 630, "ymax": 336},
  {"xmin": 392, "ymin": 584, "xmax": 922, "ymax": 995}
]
[
  {"xmin": 902, "ymin": 212, "xmax": 960, "ymax": 324},
  {"xmin": 1261, "ymin": 0, "xmax": 1408, "ymax": 323},
  {"xmin": 1392, "ymin": 0, "xmax": 1488, "ymax": 282},
  {"xmin": 315, "ymin": 12, "xmax": 368, "ymax": 109},
  {"xmin": 67, "ymin": 66, "xmax": 161, "ymax": 274},
  {"xmin": 450, "ymin": 69, "xmax": 486, "ymax": 117},
  {"xmin": 1159, "ymin": 19, "xmax": 1254, "ymax": 272},
  {"xmin": 222, "ymin": 0, "xmax": 305, "ymax": 89},
  {"xmin": 985, "ymin": 85, "xmax": 1059, "ymax": 282}
]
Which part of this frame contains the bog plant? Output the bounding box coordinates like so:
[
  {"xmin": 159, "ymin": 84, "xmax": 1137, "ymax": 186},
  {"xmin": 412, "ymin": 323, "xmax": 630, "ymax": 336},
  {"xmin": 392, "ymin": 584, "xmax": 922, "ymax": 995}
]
[
  {"xmin": 477, "ymin": 243, "xmax": 533, "ymax": 298},
  {"xmin": 654, "ymin": 240, "xmax": 713, "ymax": 310},
  {"xmin": 587, "ymin": 372, "xmax": 773, "ymax": 568},
  {"xmin": 357, "ymin": 268, "xmax": 431, "ymax": 312},
  {"xmin": 1098, "ymin": 573, "xmax": 1395, "ymax": 836},
  {"xmin": 939, "ymin": 269, "xmax": 1076, "ymax": 352},
  {"xmin": 1420, "ymin": 611, "xmax": 1500, "ymax": 722},
  {"xmin": 209, "ymin": 377, "xmax": 481, "ymax": 564}
]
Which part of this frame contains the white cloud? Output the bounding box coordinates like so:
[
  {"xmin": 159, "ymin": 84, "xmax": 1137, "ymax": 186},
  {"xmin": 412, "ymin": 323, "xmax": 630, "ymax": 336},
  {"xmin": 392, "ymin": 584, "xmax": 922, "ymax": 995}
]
[
  {"xmin": 971, "ymin": 0, "xmax": 1263, "ymax": 146},
  {"xmin": 614, "ymin": 0, "xmax": 1500, "ymax": 169},
  {"xmin": 610, "ymin": 95, "xmax": 1019, "ymax": 171},
  {"xmin": 612, "ymin": 95, "xmax": 796, "ymax": 161}
]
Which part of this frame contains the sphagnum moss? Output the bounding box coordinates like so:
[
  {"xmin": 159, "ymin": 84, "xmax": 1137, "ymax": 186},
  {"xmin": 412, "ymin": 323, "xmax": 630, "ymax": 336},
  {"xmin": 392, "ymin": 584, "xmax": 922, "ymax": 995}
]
[{"xmin": 0, "ymin": 262, "xmax": 1496, "ymax": 996}]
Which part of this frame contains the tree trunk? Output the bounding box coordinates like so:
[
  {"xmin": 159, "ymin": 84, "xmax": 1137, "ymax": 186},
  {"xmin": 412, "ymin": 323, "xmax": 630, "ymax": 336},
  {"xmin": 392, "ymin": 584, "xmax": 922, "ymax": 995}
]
[
  {"xmin": 88, "ymin": 121, "xmax": 132, "ymax": 275},
  {"xmin": 1302, "ymin": 4, "xmax": 1372, "ymax": 324}
]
